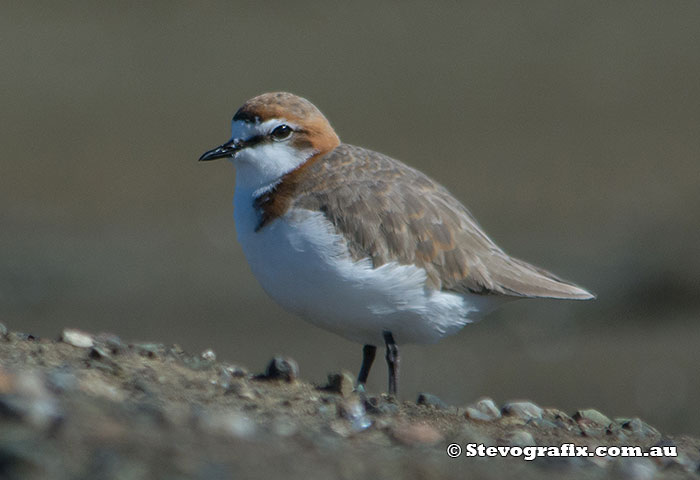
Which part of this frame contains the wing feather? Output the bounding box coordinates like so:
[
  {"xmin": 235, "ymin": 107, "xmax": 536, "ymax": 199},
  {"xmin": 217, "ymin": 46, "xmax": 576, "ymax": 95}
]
[{"xmin": 290, "ymin": 144, "xmax": 593, "ymax": 299}]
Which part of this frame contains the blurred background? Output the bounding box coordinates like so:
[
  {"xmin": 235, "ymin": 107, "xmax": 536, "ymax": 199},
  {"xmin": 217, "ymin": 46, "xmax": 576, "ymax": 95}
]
[{"xmin": 2, "ymin": 1, "xmax": 699, "ymax": 435}]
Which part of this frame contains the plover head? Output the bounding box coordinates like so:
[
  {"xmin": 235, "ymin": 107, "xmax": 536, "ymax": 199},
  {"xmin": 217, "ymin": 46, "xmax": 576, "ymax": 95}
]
[{"xmin": 199, "ymin": 92, "xmax": 340, "ymax": 189}]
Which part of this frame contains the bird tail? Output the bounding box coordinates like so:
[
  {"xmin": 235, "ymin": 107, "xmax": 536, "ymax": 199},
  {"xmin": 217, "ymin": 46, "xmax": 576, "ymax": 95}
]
[{"xmin": 489, "ymin": 256, "xmax": 595, "ymax": 300}]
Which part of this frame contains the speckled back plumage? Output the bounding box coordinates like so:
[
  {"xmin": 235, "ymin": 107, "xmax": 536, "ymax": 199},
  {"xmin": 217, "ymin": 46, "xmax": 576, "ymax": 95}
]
[{"xmin": 278, "ymin": 144, "xmax": 591, "ymax": 299}]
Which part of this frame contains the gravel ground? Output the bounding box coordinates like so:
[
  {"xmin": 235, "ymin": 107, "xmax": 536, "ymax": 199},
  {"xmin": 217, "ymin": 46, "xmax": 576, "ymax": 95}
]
[{"xmin": 0, "ymin": 325, "xmax": 698, "ymax": 480}]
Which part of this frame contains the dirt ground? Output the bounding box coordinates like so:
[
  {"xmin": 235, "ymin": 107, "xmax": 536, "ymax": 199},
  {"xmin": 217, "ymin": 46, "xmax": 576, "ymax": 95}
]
[{"xmin": 0, "ymin": 325, "xmax": 698, "ymax": 480}]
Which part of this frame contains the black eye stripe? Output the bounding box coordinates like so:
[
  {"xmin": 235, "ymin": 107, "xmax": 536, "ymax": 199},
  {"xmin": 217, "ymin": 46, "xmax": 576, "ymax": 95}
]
[
  {"xmin": 234, "ymin": 134, "xmax": 265, "ymax": 149},
  {"xmin": 236, "ymin": 125, "xmax": 297, "ymax": 150}
]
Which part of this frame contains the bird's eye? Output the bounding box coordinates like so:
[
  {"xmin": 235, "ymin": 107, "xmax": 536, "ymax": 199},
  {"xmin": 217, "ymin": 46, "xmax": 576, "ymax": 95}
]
[{"xmin": 270, "ymin": 124, "xmax": 293, "ymax": 141}]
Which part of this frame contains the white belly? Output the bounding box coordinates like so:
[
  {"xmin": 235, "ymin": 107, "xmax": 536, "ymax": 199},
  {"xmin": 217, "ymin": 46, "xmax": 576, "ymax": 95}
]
[{"xmin": 233, "ymin": 191, "xmax": 495, "ymax": 345}]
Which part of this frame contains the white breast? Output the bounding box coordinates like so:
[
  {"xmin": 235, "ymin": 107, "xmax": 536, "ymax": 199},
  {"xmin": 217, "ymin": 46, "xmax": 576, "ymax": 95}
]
[{"xmin": 233, "ymin": 186, "xmax": 500, "ymax": 346}]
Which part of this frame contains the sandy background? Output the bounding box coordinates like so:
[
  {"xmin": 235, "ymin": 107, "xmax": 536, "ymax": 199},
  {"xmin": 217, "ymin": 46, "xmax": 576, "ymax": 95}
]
[{"xmin": 1, "ymin": 1, "xmax": 699, "ymax": 435}]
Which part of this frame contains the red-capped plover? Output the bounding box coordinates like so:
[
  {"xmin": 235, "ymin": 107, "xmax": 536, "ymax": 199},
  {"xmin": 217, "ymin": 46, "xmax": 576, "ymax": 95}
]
[{"xmin": 200, "ymin": 92, "xmax": 594, "ymax": 395}]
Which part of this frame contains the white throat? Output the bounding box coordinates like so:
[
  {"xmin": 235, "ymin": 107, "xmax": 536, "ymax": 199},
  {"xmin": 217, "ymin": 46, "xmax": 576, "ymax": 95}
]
[
  {"xmin": 233, "ymin": 142, "xmax": 309, "ymax": 195},
  {"xmin": 229, "ymin": 119, "xmax": 311, "ymax": 195}
]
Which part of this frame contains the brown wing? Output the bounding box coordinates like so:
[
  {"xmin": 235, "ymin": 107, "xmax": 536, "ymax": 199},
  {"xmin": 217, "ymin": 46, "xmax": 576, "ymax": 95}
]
[{"xmin": 290, "ymin": 144, "xmax": 593, "ymax": 299}]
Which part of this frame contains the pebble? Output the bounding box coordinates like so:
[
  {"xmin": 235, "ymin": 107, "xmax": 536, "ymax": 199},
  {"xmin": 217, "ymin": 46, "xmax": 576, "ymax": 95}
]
[
  {"xmin": 504, "ymin": 429, "xmax": 535, "ymax": 447},
  {"xmin": 465, "ymin": 397, "xmax": 501, "ymax": 421},
  {"xmin": 416, "ymin": 392, "xmax": 448, "ymax": 410},
  {"xmin": 337, "ymin": 397, "xmax": 372, "ymax": 432},
  {"xmin": 618, "ymin": 418, "xmax": 660, "ymax": 440},
  {"xmin": 527, "ymin": 418, "xmax": 558, "ymax": 430},
  {"xmin": 322, "ymin": 371, "xmax": 355, "ymax": 397},
  {"xmin": 574, "ymin": 409, "xmax": 612, "ymax": 427},
  {"xmin": 94, "ymin": 333, "xmax": 126, "ymax": 354},
  {"xmin": 133, "ymin": 343, "xmax": 164, "ymax": 358},
  {"xmin": 89, "ymin": 346, "xmax": 110, "ymax": 360},
  {"xmin": 390, "ymin": 422, "xmax": 443, "ymax": 446},
  {"xmin": 364, "ymin": 396, "xmax": 399, "ymax": 416},
  {"xmin": 502, "ymin": 401, "xmax": 543, "ymax": 420},
  {"xmin": 226, "ymin": 382, "xmax": 256, "ymax": 400},
  {"xmin": 10, "ymin": 332, "xmax": 36, "ymax": 342},
  {"xmin": 260, "ymin": 356, "xmax": 299, "ymax": 382},
  {"xmin": 221, "ymin": 364, "xmax": 249, "ymax": 378},
  {"xmin": 201, "ymin": 349, "xmax": 216, "ymax": 362},
  {"xmin": 577, "ymin": 420, "xmax": 606, "ymax": 438},
  {"xmin": 543, "ymin": 408, "xmax": 578, "ymax": 431},
  {"xmin": 329, "ymin": 419, "xmax": 352, "ymax": 437},
  {"xmin": 604, "ymin": 423, "xmax": 628, "ymax": 441},
  {"xmin": 217, "ymin": 366, "xmax": 233, "ymax": 389},
  {"xmin": 61, "ymin": 328, "xmax": 94, "ymax": 349}
]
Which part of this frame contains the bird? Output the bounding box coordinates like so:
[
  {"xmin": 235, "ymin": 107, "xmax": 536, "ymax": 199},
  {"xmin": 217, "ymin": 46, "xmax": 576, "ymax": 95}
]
[{"xmin": 199, "ymin": 92, "xmax": 594, "ymax": 396}]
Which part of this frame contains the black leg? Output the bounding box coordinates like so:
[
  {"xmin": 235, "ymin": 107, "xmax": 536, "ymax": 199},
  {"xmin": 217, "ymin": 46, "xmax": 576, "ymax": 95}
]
[
  {"xmin": 383, "ymin": 330, "xmax": 399, "ymax": 396},
  {"xmin": 357, "ymin": 344, "xmax": 377, "ymax": 386}
]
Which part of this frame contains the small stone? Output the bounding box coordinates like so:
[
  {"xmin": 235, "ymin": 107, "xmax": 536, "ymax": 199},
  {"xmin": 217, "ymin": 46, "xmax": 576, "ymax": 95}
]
[
  {"xmin": 465, "ymin": 408, "xmax": 492, "ymax": 422},
  {"xmin": 94, "ymin": 332, "xmax": 125, "ymax": 354},
  {"xmin": 337, "ymin": 397, "xmax": 372, "ymax": 432},
  {"xmin": 605, "ymin": 423, "xmax": 628, "ymax": 441},
  {"xmin": 226, "ymin": 382, "xmax": 256, "ymax": 400},
  {"xmin": 619, "ymin": 418, "xmax": 660, "ymax": 440},
  {"xmin": 12, "ymin": 332, "xmax": 36, "ymax": 342},
  {"xmin": 259, "ymin": 356, "xmax": 299, "ymax": 382},
  {"xmin": 543, "ymin": 408, "xmax": 577, "ymax": 431},
  {"xmin": 217, "ymin": 367, "xmax": 233, "ymax": 389},
  {"xmin": 329, "ymin": 419, "xmax": 352, "ymax": 437},
  {"xmin": 221, "ymin": 364, "xmax": 248, "ymax": 378},
  {"xmin": 0, "ymin": 323, "xmax": 7, "ymax": 337},
  {"xmin": 168, "ymin": 344, "xmax": 185, "ymax": 357},
  {"xmin": 61, "ymin": 328, "xmax": 94, "ymax": 348},
  {"xmin": 465, "ymin": 397, "xmax": 501, "ymax": 421},
  {"xmin": 504, "ymin": 429, "xmax": 535, "ymax": 447},
  {"xmin": 573, "ymin": 409, "xmax": 611, "ymax": 427},
  {"xmin": 86, "ymin": 348, "xmax": 123, "ymax": 376},
  {"xmin": 527, "ymin": 418, "xmax": 558, "ymax": 429},
  {"xmin": 416, "ymin": 392, "xmax": 448, "ymax": 410},
  {"xmin": 577, "ymin": 420, "xmax": 606, "ymax": 437},
  {"xmin": 364, "ymin": 395, "xmax": 399, "ymax": 415},
  {"xmin": 502, "ymin": 401, "xmax": 543, "ymax": 420},
  {"xmin": 133, "ymin": 343, "xmax": 164, "ymax": 358},
  {"xmin": 391, "ymin": 422, "xmax": 443, "ymax": 446},
  {"xmin": 89, "ymin": 346, "xmax": 110, "ymax": 360},
  {"xmin": 322, "ymin": 371, "xmax": 355, "ymax": 397},
  {"xmin": 201, "ymin": 349, "xmax": 216, "ymax": 361}
]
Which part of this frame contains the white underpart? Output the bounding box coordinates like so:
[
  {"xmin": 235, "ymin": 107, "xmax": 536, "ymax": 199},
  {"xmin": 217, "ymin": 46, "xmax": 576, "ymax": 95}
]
[{"xmin": 231, "ymin": 135, "xmax": 502, "ymax": 345}]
